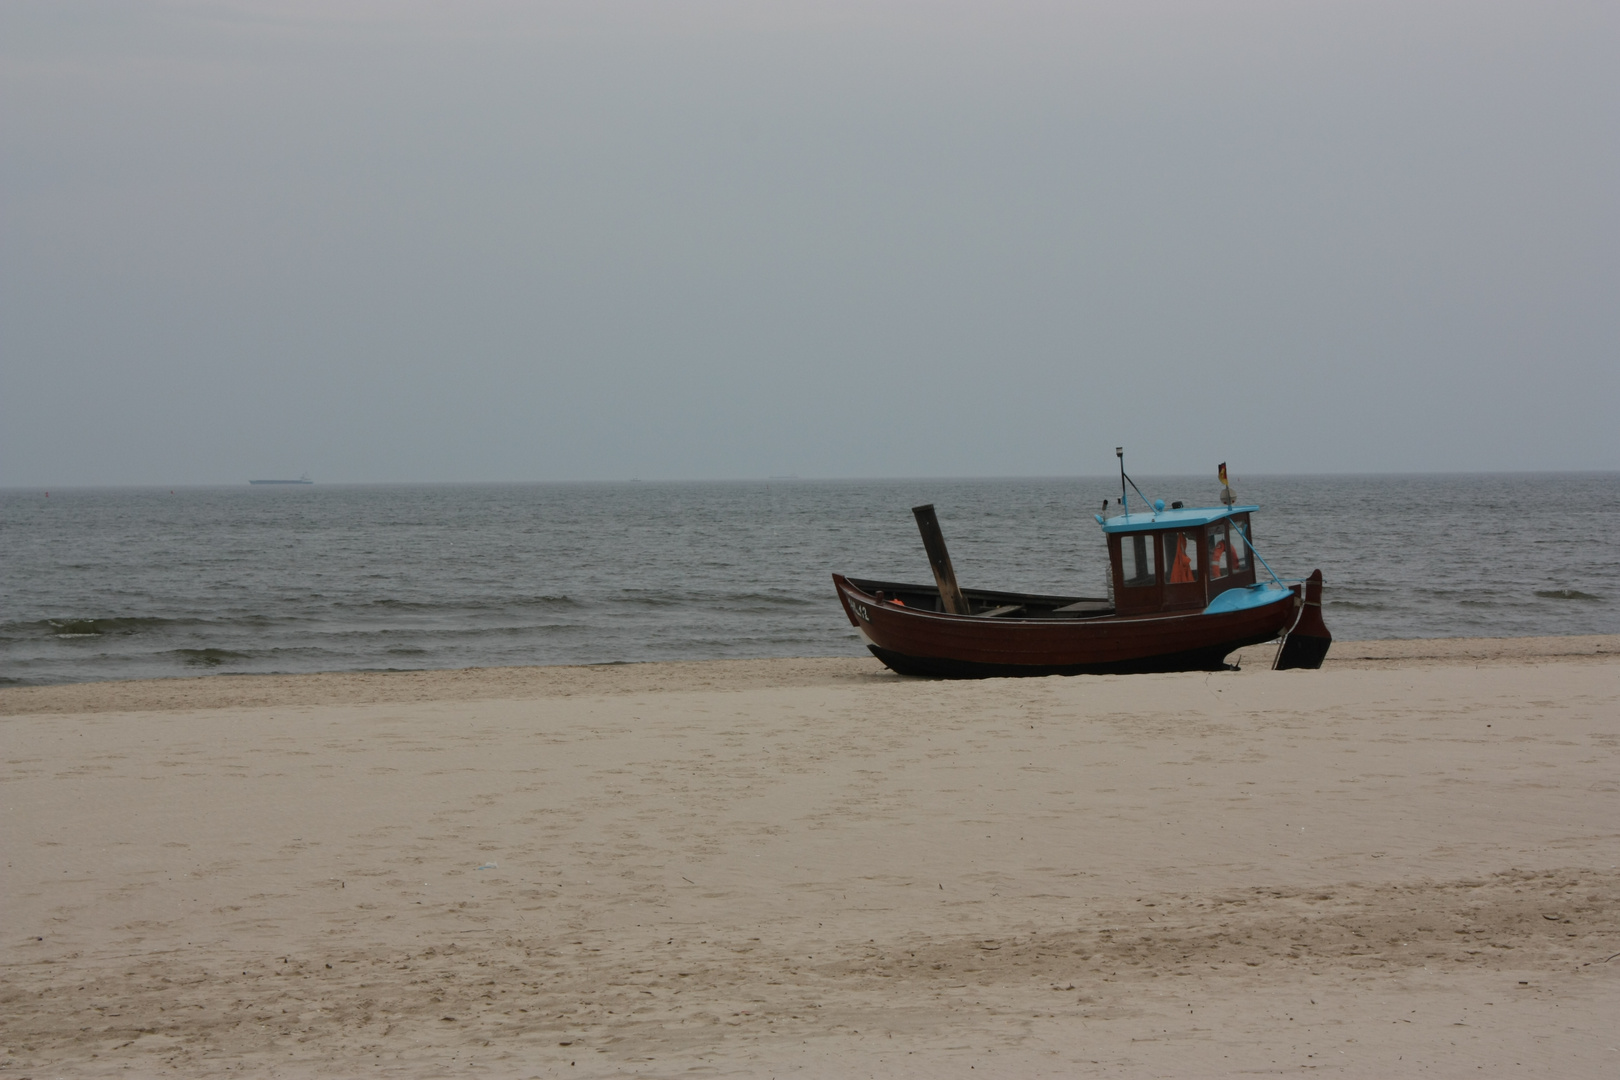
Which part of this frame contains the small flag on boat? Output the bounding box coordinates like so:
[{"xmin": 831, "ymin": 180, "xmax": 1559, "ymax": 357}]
[{"xmin": 1218, "ymin": 462, "xmax": 1228, "ymax": 486}]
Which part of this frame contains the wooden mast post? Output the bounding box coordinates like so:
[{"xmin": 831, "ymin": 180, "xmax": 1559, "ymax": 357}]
[{"xmin": 912, "ymin": 504, "xmax": 969, "ymax": 615}]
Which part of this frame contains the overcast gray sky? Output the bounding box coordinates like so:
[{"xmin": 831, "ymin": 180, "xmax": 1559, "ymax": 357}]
[{"xmin": 2, "ymin": 0, "xmax": 1616, "ymax": 485}]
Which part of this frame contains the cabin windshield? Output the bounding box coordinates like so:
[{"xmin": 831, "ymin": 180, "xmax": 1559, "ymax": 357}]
[
  {"xmin": 1229, "ymin": 514, "xmax": 1252, "ymax": 573},
  {"xmin": 1121, "ymin": 533, "xmax": 1158, "ymax": 587},
  {"xmin": 1166, "ymin": 531, "xmax": 1200, "ymax": 583},
  {"xmin": 1206, "ymin": 521, "xmax": 1231, "ymax": 580}
]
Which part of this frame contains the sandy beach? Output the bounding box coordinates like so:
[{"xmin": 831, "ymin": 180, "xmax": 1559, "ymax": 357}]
[{"xmin": 3, "ymin": 636, "xmax": 1617, "ymax": 1077}]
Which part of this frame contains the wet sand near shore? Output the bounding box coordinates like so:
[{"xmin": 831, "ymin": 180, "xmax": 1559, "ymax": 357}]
[{"xmin": 3, "ymin": 637, "xmax": 1617, "ymax": 1077}]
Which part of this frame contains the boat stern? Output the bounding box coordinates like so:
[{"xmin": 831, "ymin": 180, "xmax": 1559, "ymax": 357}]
[{"xmin": 1274, "ymin": 569, "xmax": 1331, "ymax": 670}]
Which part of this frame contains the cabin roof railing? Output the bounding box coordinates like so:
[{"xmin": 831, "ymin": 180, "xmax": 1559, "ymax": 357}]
[{"xmin": 1095, "ymin": 504, "xmax": 1260, "ymax": 534}]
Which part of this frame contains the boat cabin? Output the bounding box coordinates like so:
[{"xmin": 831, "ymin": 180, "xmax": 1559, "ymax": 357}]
[{"xmin": 1097, "ymin": 505, "xmax": 1259, "ymax": 616}]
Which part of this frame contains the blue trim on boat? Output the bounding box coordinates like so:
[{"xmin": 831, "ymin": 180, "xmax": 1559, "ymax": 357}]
[
  {"xmin": 1202, "ymin": 582, "xmax": 1292, "ymax": 615},
  {"xmin": 1094, "ymin": 505, "xmax": 1260, "ymax": 534}
]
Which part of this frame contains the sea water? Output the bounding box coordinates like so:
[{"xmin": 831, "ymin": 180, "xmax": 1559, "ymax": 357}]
[{"xmin": 2, "ymin": 474, "xmax": 1616, "ymax": 685}]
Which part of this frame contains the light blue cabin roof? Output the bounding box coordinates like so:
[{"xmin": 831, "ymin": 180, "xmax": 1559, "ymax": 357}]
[{"xmin": 1095, "ymin": 504, "xmax": 1259, "ymax": 534}]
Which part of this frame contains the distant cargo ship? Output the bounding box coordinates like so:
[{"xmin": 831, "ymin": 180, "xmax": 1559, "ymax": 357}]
[{"xmin": 249, "ymin": 474, "xmax": 313, "ymax": 485}]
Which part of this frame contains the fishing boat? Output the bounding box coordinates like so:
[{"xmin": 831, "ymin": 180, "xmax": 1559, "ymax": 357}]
[
  {"xmin": 249, "ymin": 474, "xmax": 314, "ymax": 485},
  {"xmin": 832, "ymin": 452, "xmax": 1330, "ymax": 677}
]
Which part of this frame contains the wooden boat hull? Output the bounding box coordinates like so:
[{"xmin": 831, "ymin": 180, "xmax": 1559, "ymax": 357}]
[{"xmin": 833, "ymin": 574, "xmax": 1305, "ymax": 677}]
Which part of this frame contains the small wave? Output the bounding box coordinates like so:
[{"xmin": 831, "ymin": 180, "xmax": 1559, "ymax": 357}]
[
  {"xmin": 42, "ymin": 616, "xmax": 190, "ymax": 637},
  {"xmin": 368, "ymin": 595, "xmax": 580, "ymax": 611},
  {"xmin": 509, "ymin": 594, "xmax": 581, "ymax": 609},
  {"xmin": 607, "ymin": 591, "xmax": 814, "ymax": 611},
  {"xmin": 171, "ymin": 648, "xmax": 251, "ymax": 667},
  {"xmin": 447, "ymin": 624, "xmax": 585, "ymax": 639},
  {"xmin": 722, "ymin": 592, "xmax": 815, "ymax": 608},
  {"xmin": 366, "ymin": 597, "xmax": 439, "ymax": 608},
  {"xmin": 1535, "ymin": 589, "xmax": 1603, "ymax": 602},
  {"xmin": 614, "ymin": 592, "xmax": 682, "ymax": 608}
]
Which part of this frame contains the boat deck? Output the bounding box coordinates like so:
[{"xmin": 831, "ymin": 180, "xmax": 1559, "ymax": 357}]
[{"xmin": 846, "ymin": 578, "xmax": 1113, "ymax": 620}]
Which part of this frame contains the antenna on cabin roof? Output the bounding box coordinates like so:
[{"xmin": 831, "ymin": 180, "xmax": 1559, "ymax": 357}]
[
  {"xmin": 1116, "ymin": 447, "xmax": 1127, "ymax": 517},
  {"xmin": 1116, "ymin": 447, "xmax": 1155, "ymax": 519}
]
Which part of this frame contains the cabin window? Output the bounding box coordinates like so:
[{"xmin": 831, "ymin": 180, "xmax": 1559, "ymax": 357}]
[
  {"xmin": 1206, "ymin": 521, "xmax": 1231, "ymax": 580},
  {"xmin": 1229, "ymin": 515, "xmax": 1252, "ymax": 573},
  {"xmin": 1121, "ymin": 533, "xmax": 1158, "ymax": 587},
  {"xmin": 1166, "ymin": 531, "xmax": 1200, "ymax": 583}
]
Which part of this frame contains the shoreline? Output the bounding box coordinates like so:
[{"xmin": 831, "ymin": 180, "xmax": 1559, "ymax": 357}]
[{"xmin": 2, "ymin": 633, "xmax": 1616, "ymax": 716}]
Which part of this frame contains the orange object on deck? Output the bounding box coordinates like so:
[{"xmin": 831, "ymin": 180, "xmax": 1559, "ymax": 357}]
[{"xmin": 1169, "ymin": 534, "xmax": 1196, "ymax": 583}]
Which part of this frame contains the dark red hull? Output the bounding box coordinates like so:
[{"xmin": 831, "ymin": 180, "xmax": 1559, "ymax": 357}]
[{"xmin": 833, "ymin": 574, "xmax": 1306, "ymax": 677}]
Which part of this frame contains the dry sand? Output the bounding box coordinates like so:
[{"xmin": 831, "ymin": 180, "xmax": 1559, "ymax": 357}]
[{"xmin": 3, "ymin": 636, "xmax": 1617, "ymax": 1077}]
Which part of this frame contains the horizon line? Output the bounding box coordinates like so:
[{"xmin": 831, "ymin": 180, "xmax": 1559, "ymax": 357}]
[{"xmin": 3, "ymin": 468, "xmax": 1618, "ymax": 490}]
